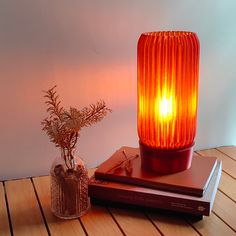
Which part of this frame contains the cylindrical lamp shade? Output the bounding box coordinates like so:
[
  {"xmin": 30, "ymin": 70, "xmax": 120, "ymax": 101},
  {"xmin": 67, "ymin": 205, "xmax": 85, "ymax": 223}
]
[{"xmin": 138, "ymin": 31, "xmax": 200, "ymax": 174}]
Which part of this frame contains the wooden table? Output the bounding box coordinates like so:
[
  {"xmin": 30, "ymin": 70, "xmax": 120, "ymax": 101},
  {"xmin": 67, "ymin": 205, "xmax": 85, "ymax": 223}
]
[{"xmin": 1, "ymin": 146, "xmax": 236, "ymax": 236}]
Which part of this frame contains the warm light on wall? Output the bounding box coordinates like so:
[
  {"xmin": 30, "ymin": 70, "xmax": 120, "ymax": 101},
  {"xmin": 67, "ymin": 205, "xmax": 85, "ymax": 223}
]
[{"xmin": 138, "ymin": 31, "xmax": 200, "ymax": 174}]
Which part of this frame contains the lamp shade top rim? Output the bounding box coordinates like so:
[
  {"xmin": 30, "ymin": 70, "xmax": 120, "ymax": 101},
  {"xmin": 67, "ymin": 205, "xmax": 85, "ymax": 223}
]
[{"xmin": 141, "ymin": 31, "xmax": 197, "ymax": 37}]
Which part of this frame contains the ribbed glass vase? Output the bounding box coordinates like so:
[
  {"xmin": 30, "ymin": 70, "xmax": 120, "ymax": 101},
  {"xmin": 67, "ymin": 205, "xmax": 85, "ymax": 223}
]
[{"xmin": 50, "ymin": 150, "xmax": 90, "ymax": 219}]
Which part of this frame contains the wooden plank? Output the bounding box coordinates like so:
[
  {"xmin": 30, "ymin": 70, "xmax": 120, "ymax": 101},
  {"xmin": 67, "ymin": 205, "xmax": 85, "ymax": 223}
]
[
  {"xmin": 0, "ymin": 182, "xmax": 11, "ymax": 236},
  {"xmin": 197, "ymin": 148, "xmax": 236, "ymax": 178},
  {"xmin": 81, "ymin": 205, "xmax": 123, "ymax": 236},
  {"xmin": 213, "ymin": 191, "xmax": 236, "ymax": 232},
  {"xmin": 194, "ymin": 150, "xmax": 236, "ymax": 234},
  {"xmin": 189, "ymin": 213, "xmax": 236, "ymax": 236},
  {"xmin": 110, "ymin": 208, "xmax": 161, "ymax": 236},
  {"xmin": 5, "ymin": 179, "xmax": 48, "ymax": 236},
  {"xmin": 35, "ymin": 171, "xmax": 122, "ymax": 236},
  {"xmin": 88, "ymin": 168, "xmax": 96, "ymax": 178},
  {"xmin": 33, "ymin": 176, "xmax": 86, "ymax": 236},
  {"xmin": 147, "ymin": 212, "xmax": 199, "ymax": 236},
  {"xmin": 219, "ymin": 172, "xmax": 236, "ymax": 202},
  {"xmin": 217, "ymin": 146, "xmax": 236, "ymax": 161},
  {"xmin": 195, "ymin": 149, "xmax": 236, "ymax": 201}
]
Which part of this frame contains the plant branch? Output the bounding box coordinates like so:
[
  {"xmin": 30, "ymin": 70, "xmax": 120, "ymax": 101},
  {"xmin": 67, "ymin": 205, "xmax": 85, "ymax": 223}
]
[{"xmin": 42, "ymin": 86, "xmax": 111, "ymax": 170}]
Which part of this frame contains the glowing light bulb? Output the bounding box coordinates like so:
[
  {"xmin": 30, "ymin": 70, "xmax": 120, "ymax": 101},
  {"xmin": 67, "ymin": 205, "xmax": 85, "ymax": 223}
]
[{"xmin": 159, "ymin": 96, "xmax": 173, "ymax": 119}]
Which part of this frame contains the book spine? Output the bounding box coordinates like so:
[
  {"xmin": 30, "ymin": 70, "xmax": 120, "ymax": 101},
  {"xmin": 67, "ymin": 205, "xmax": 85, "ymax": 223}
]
[
  {"xmin": 89, "ymin": 184, "xmax": 210, "ymax": 216},
  {"xmin": 95, "ymin": 172, "xmax": 202, "ymax": 197}
]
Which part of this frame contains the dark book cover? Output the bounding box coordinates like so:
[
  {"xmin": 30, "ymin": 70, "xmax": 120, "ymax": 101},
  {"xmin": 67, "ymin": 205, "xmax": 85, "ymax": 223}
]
[
  {"xmin": 89, "ymin": 160, "xmax": 222, "ymax": 216},
  {"xmin": 95, "ymin": 147, "xmax": 217, "ymax": 196}
]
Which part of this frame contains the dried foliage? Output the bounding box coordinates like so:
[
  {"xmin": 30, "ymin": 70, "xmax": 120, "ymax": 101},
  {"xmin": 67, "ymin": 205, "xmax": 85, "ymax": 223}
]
[{"xmin": 42, "ymin": 85, "xmax": 111, "ymax": 169}]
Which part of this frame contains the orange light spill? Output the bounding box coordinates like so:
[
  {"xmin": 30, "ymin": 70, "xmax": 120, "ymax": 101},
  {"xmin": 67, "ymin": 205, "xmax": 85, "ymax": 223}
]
[{"xmin": 138, "ymin": 31, "xmax": 200, "ymax": 150}]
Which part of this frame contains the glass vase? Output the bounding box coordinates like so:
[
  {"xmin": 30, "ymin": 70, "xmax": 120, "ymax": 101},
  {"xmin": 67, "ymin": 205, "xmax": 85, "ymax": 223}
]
[{"xmin": 50, "ymin": 150, "xmax": 90, "ymax": 219}]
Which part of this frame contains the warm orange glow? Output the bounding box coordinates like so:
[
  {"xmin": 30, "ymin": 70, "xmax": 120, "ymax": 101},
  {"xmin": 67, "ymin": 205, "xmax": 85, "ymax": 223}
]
[
  {"xmin": 155, "ymin": 87, "xmax": 176, "ymax": 121},
  {"xmin": 138, "ymin": 31, "xmax": 200, "ymax": 150}
]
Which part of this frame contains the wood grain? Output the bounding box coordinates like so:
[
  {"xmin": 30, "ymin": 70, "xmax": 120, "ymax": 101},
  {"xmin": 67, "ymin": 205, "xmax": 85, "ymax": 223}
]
[
  {"xmin": 110, "ymin": 207, "xmax": 161, "ymax": 236},
  {"xmin": 196, "ymin": 148, "xmax": 236, "ymax": 199},
  {"xmin": 1, "ymin": 147, "xmax": 236, "ymax": 236},
  {"xmin": 0, "ymin": 182, "xmax": 11, "ymax": 236},
  {"xmin": 213, "ymin": 191, "xmax": 236, "ymax": 232},
  {"xmin": 80, "ymin": 205, "xmax": 123, "ymax": 236},
  {"xmin": 33, "ymin": 176, "xmax": 86, "ymax": 236},
  {"xmin": 5, "ymin": 179, "xmax": 48, "ymax": 236},
  {"xmin": 196, "ymin": 147, "xmax": 236, "ymax": 200},
  {"xmin": 196, "ymin": 148, "xmax": 236, "ymax": 233},
  {"xmin": 147, "ymin": 212, "xmax": 199, "ymax": 236},
  {"xmin": 81, "ymin": 169, "xmax": 123, "ymax": 235},
  {"xmin": 189, "ymin": 213, "xmax": 235, "ymax": 236},
  {"xmin": 197, "ymin": 148, "xmax": 236, "ymax": 178},
  {"xmin": 217, "ymin": 146, "xmax": 236, "ymax": 161},
  {"xmin": 88, "ymin": 168, "xmax": 96, "ymax": 178},
  {"xmin": 219, "ymin": 172, "xmax": 236, "ymax": 202}
]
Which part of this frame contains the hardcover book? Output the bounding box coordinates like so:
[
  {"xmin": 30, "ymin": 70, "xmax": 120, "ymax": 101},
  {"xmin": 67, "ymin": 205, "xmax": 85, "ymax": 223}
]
[
  {"xmin": 89, "ymin": 160, "xmax": 222, "ymax": 216},
  {"xmin": 95, "ymin": 147, "xmax": 217, "ymax": 196}
]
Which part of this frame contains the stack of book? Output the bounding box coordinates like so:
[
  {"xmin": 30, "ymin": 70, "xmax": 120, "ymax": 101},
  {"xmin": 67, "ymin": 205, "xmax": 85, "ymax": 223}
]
[{"xmin": 88, "ymin": 146, "xmax": 222, "ymax": 216}]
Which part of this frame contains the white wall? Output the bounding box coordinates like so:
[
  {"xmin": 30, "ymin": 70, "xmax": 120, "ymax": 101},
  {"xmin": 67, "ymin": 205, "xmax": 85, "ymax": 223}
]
[{"xmin": 0, "ymin": 0, "xmax": 236, "ymax": 180}]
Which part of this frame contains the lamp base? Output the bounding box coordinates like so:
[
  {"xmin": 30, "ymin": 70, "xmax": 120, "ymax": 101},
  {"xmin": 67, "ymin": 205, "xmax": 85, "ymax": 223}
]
[{"xmin": 140, "ymin": 141, "xmax": 194, "ymax": 174}]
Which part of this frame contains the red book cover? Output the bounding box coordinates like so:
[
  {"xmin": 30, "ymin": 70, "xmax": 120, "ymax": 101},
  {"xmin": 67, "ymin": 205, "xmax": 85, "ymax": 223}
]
[
  {"xmin": 95, "ymin": 147, "xmax": 217, "ymax": 196},
  {"xmin": 89, "ymin": 160, "xmax": 222, "ymax": 216}
]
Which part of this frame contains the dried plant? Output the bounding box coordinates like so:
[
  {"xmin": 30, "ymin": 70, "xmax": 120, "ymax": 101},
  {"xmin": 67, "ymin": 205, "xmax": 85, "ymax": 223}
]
[{"xmin": 42, "ymin": 85, "xmax": 111, "ymax": 170}]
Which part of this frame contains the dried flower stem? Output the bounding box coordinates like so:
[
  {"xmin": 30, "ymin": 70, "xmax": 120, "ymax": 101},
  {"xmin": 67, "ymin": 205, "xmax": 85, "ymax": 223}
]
[{"xmin": 42, "ymin": 85, "xmax": 111, "ymax": 170}]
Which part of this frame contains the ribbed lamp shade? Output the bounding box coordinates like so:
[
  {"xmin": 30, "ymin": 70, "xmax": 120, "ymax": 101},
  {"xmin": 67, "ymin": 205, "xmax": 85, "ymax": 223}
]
[{"xmin": 137, "ymin": 31, "xmax": 200, "ymax": 174}]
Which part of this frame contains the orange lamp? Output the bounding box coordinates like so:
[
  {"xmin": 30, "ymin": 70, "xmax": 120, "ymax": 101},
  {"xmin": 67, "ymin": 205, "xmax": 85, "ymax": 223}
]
[{"xmin": 138, "ymin": 31, "xmax": 200, "ymax": 174}]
